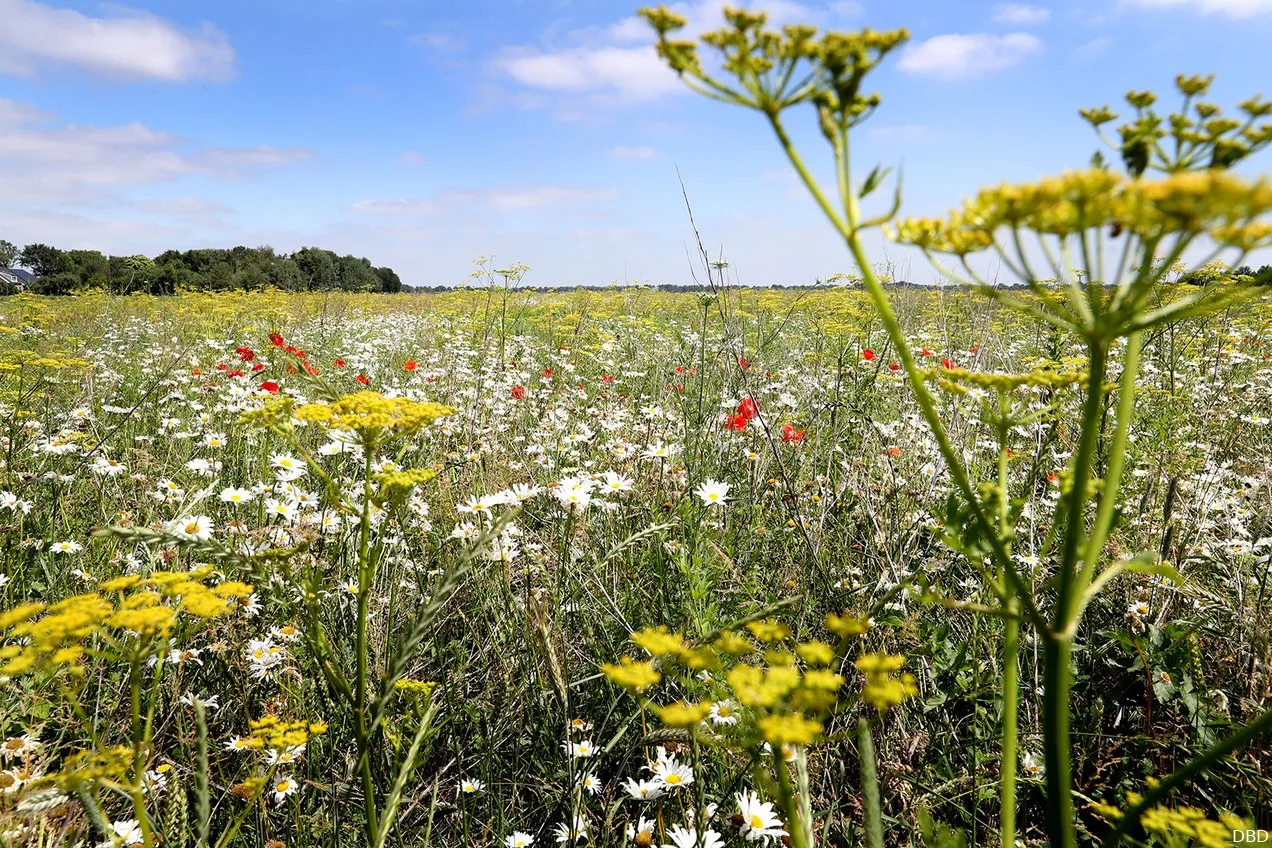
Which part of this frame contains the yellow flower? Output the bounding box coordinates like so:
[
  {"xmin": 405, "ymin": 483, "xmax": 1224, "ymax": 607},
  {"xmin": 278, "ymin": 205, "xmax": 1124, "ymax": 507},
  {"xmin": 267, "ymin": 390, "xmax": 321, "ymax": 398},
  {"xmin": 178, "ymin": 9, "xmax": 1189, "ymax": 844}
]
[
  {"xmin": 826, "ymin": 612, "xmax": 871, "ymax": 637},
  {"xmin": 746, "ymin": 619, "xmax": 791, "ymax": 642},
  {"xmin": 293, "ymin": 392, "xmax": 453, "ymax": 446},
  {"xmin": 602, "ymin": 656, "xmax": 661, "ymax": 693},
  {"xmin": 796, "ymin": 640, "xmax": 835, "ymax": 666},
  {"xmin": 855, "ymin": 653, "xmax": 918, "ymax": 710},
  {"xmin": 713, "ymin": 629, "xmax": 755, "ymax": 657},
  {"xmin": 756, "ymin": 713, "xmax": 822, "ymax": 746},
  {"xmin": 653, "ymin": 700, "xmax": 712, "ymax": 728},
  {"xmin": 630, "ymin": 625, "xmax": 685, "ymax": 657}
]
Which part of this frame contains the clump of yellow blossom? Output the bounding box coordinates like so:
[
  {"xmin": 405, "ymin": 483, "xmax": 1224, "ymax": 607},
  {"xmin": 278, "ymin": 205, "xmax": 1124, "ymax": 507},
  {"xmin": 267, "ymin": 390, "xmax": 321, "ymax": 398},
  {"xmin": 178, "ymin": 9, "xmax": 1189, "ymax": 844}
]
[
  {"xmin": 855, "ymin": 653, "xmax": 918, "ymax": 710},
  {"xmin": 293, "ymin": 392, "xmax": 453, "ymax": 446},
  {"xmin": 654, "ymin": 701, "xmax": 713, "ymax": 728},
  {"xmin": 0, "ymin": 570, "xmax": 252, "ymax": 676},
  {"xmin": 602, "ymin": 656, "xmax": 661, "ymax": 693}
]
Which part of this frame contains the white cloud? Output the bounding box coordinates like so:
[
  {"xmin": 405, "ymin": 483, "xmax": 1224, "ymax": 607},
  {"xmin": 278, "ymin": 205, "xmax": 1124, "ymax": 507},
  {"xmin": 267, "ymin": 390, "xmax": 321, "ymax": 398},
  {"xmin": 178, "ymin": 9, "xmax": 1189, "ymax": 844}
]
[
  {"xmin": 1121, "ymin": 0, "xmax": 1272, "ymax": 15},
  {"xmin": 898, "ymin": 32, "xmax": 1042, "ymax": 79},
  {"xmin": 444, "ymin": 186, "xmax": 619, "ymax": 211},
  {"xmin": 401, "ymin": 151, "xmax": 426, "ymax": 166},
  {"xmin": 352, "ymin": 186, "xmax": 618, "ymax": 216},
  {"xmin": 137, "ymin": 197, "xmax": 234, "ymax": 216},
  {"xmin": 992, "ymin": 4, "xmax": 1052, "ymax": 24},
  {"xmin": 1075, "ymin": 36, "xmax": 1112, "ymax": 56},
  {"xmin": 0, "ymin": 97, "xmax": 312, "ymax": 208},
  {"xmin": 610, "ymin": 146, "xmax": 660, "ymax": 159},
  {"xmin": 495, "ymin": 45, "xmax": 680, "ymax": 101},
  {"xmin": 351, "ymin": 199, "xmax": 444, "ymax": 215},
  {"xmin": 493, "ymin": 0, "xmax": 826, "ymax": 106},
  {"xmin": 0, "ymin": 0, "xmax": 235, "ymax": 81}
]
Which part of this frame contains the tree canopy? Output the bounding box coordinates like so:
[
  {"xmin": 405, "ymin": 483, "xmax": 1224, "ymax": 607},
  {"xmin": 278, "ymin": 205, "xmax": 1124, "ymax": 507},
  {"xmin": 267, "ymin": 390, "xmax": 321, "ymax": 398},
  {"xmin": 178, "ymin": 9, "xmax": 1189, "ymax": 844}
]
[{"xmin": 2, "ymin": 242, "xmax": 403, "ymax": 295}]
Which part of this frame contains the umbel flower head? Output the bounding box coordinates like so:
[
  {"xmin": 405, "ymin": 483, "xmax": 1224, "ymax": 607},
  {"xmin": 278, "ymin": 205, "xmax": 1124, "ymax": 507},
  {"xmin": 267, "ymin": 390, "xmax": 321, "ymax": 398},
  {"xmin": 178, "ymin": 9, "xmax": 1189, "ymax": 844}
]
[
  {"xmin": 0, "ymin": 569, "xmax": 252, "ymax": 677},
  {"xmin": 293, "ymin": 391, "xmax": 454, "ymax": 447},
  {"xmin": 638, "ymin": 4, "xmax": 907, "ymax": 131}
]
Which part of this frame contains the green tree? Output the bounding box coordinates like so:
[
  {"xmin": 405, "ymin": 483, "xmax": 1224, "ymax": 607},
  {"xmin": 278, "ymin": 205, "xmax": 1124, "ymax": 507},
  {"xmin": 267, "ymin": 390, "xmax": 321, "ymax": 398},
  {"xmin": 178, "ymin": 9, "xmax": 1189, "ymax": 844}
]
[
  {"xmin": 18, "ymin": 243, "xmax": 68, "ymax": 277},
  {"xmin": 0, "ymin": 239, "xmax": 17, "ymax": 267}
]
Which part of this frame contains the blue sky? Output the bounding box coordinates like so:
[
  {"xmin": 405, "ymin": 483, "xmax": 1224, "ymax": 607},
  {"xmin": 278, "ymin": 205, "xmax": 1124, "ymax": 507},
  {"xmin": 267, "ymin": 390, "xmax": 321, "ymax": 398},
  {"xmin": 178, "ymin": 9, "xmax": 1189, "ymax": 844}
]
[{"xmin": 0, "ymin": 0, "xmax": 1269, "ymax": 286}]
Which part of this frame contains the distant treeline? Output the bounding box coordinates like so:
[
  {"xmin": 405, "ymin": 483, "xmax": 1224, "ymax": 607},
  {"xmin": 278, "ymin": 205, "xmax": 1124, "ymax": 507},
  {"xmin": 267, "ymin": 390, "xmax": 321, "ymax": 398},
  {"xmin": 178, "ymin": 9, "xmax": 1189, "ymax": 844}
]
[
  {"xmin": 407, "ymin": 265, "xmax": 1272, "ymax": 293},
  {"xmin": 3, "ymin": 236, "xmax": 1268, "ymax": 295},
  {"xmin": 0, "ymin": 241, "xmax": 401, "ymax": 295}
]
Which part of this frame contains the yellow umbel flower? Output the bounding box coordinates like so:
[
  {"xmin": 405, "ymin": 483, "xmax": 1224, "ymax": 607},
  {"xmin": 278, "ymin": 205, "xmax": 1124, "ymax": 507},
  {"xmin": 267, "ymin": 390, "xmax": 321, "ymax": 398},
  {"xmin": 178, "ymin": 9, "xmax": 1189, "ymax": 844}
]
[
  {"xmin": 756, "ymin": 713, "xmax": 822, "ymax": 746},
  {"xmin": 602, "ymin": 656, "xmax": 661, "ymax": 693},
  {"xmin": 653, "ymin": 700, "xmax": 712, "ymax": 728},
  {"xmin": 293, "ymin": 391, "xmax": 453, "ymax": 446},
  {"xmin": 630, "ymin": 625, "xmax": 685, "ymax": 657},
  {"xmin": 855, "ymin": 653, "xmax": 918, "ymax": 710}
]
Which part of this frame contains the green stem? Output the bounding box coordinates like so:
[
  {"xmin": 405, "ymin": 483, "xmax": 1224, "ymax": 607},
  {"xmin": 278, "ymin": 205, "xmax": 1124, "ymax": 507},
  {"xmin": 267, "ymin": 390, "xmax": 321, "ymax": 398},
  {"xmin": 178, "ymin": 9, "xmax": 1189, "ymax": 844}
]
[
  {"xmin": 1000, "ymin": 613, "xmax": 1020, "ymax": 848},
  {"xmin": 859, "ymin": 718, "xmax": 884, "ymax": 848},
  {"xmin": 355, "ymin": 446, "xmax": 380, "ymax": 844}
]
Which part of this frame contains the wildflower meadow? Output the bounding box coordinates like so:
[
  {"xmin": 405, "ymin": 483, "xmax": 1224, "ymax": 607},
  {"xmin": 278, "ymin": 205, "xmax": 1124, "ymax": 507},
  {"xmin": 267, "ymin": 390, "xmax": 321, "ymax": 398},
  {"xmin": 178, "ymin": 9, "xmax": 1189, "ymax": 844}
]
[{"xmin": 2, "ymin": 7, "xmax": 1272, "ymax": 848}]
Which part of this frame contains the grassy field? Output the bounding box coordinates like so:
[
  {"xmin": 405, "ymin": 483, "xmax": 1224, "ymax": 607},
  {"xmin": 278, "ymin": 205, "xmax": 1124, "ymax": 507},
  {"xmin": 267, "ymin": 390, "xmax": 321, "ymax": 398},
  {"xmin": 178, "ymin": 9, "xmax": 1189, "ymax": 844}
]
[{"xmin": 0, "ymin": 285, "xmax": 1270, "ymax": 847}]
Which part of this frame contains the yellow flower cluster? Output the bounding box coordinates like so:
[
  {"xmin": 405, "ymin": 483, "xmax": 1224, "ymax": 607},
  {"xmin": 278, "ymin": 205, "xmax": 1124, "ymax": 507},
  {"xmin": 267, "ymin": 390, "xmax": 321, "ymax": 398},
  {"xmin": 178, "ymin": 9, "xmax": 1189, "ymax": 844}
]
[
  {"xmin": 0, "ymin": 570, "xmax": 252, "ymax": 677},
  {"xmin": 1092, "ymin": 796, "xmax": 1251, "ymax": 848},
  {"xmin": 891, "ymin": 169, "xmax": 1272, "ymax": 255},
  {"xmin": 374, "ymin": 467, "xmax": 440, "ymax": 498},
  {"xmin": 929, "ymin": 366, "xmax": 1086, "ymax": 394},
  {"xmin": 826, "ymin": 612, "xmax": 871, "ymax": 637},
  {"xmin": 654, "ymin": 700, "xmax": 713, "ymax": 728},
  {"xmin": 244, "ymin": 716, "xmax": 327, "ymax": 752},
  {"xmin": 602, "ymin": 655, "xmax": 663, "ymax": 693},
  {"xmin": 854, "ymin": 653, "xmax": 918, "ymax": 710},
  {"xmin": 394, "ymin": 678, "xmax": 439, "ymax": 701},
  {"xmin": 0, "ymin": 348, "xmax": 93, "ymax": 372},
  {"xmin": 293, "ymin": 391, "xmax": 454, "ymax": 445},
  {"xmin": 50, "ymin": 746, "xmax": 135, "ymax": 790}
]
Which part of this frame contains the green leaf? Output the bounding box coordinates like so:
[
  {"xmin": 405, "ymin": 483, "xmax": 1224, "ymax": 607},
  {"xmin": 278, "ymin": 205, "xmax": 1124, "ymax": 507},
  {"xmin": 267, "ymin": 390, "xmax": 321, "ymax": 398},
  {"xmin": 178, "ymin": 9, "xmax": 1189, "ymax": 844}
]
[{"xmin": 859, "ymin": 164, "xmax": 893, "ymax": 198}]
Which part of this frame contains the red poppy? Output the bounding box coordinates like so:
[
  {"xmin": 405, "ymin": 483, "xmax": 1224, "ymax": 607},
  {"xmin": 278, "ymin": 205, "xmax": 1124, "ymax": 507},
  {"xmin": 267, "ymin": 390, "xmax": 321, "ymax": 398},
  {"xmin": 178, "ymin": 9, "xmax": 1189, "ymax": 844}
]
[
  {"xmin": 738, "ymin": 356, "xmax": 751, "ymax": 370},
  {"xmin": 216, "ymin": 363, "xmax": 228, "ymax": 371},
  {"xmin": 334, "ymin": 358, "xmax": 346, "ymax": 368},
  {"xmin": 269, "ymin": 333, "xmax": 285, "ymax": 347},
  {"xmin": 601, "ymin": 373, "xmax": 615, "ymax": 383},
  {"xmin": 969, "ymin": 345, "xmax": 980, "ymax": 353},
  {"xmin": 920, "ymin": 348, "xmax": 934, "ymax": 357},
  {"xmin": 261, "ymin": 380, "xmax": 280, "ymax": 394},
  {"xmin": 862, "ymin": 349, "xmax": 876, "ymax": 361},
  {"xmin": 889, "ymin": 363, "xmax": 900, "ymax": 372},
  {"xmin": 942, "ymin": 358, "xmax": 953, "ymax": 369},
  {"xmin": 227, "ymin": 369, "xmax": 244, "ymax": 378},
  {"xmin": 781, "ymin": 423, "xmax": 806, "ymax": 443},
  {"xmin": 191, "ymin": 369, "xmax": 202, "ymax": 376},
  {"xmin": 403, "ymin": 360, "xmax": 418, "ymax": 371},
  {"xmin": 304, "ymin": 361, "xmax": 320, "ymax": 376},
  {"xmin": 885, "ymin": 446, "xmax": 901, "ymax": 457},
  {"xmin": 541, "ymin": 368, "xmax": 554, "ymax": 378},
  {"xmin": 355, "ymin": 374, "xmax": 370, "ymax": 386},
  {"xmin": 251, "ymin": 362, "xmax": 264, "ymax": 372},
  {"xmin": 675, "ymin": 365, "xmax": 686, "ymax": 376},
  {"xmin": 725, "ymin": 413, "xmax": 749, "ymax": 431},
  {"xmin": 511, "ymin": 385, "xmax": 527, "ymax": 400},
  {"xmin": 675, "ymin": 384, "xmax": 685, "ymax": 393},
  {"xmin": 236, "ymin": 346, "xmax": 255, "ymax": 362},
  {"xmin": 737, "ymin": 397, "xmax": 760, "ymax": 419}
]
